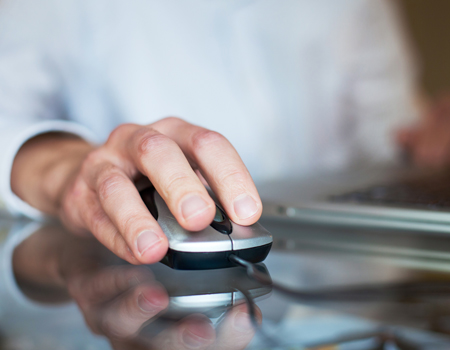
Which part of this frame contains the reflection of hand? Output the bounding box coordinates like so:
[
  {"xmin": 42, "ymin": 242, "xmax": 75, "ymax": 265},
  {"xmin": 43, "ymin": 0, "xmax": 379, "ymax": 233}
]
[
  {"xmin": 397, "ymin": 94, "xmax": 450, "ymax": 168},
  {"xmin": 12, "ymin": 117, "xmax": 262, "ymax": 264},
  {"xmin": 67, "ymin": 265, "xmax": 168, "ymax": 338},
  {"xmin": 110, "ymin": 304, "xmax": 260, "ymax": 350},
  {"xmin": 68, "ymin": 265, "xmax": 260, "ymax": 350},
  {"xmin": 14, "ymin": 226, "xmax": 261, "ymax": 349}
]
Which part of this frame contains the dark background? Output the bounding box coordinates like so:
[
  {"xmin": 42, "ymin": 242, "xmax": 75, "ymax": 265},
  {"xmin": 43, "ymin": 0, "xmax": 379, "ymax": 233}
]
[{"xmin": 399, "ymin": 0, "xmax": 450, "ymax": 96}]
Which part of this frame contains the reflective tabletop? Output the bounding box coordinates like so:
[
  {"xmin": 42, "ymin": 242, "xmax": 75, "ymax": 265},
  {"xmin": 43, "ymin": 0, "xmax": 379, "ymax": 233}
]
[{"xmin": 2, "ymin": 218, "xmax": 450, "ymax": 349}]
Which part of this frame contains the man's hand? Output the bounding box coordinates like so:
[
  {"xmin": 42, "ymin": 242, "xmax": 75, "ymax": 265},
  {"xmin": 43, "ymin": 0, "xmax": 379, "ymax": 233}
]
[
  {"xmin": 12, "ymin": 117, "xmax": 262, "ymax": 264},
  {"xmin": 396, "ymin": 94, "xmax": 450, "ymax": 168}
]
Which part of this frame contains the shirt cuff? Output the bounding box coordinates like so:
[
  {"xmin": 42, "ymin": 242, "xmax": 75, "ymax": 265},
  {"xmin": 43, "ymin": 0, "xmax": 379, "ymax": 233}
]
[{"xmin": 0, "ymin": 120, "xmax": 99, "ymax": 220}]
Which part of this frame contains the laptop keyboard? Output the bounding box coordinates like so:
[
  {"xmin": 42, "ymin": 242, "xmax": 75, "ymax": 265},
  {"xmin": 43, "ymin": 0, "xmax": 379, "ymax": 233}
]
[{"xmin": 330, "ymin": 173, "xmax": 450, "ymax": 210}]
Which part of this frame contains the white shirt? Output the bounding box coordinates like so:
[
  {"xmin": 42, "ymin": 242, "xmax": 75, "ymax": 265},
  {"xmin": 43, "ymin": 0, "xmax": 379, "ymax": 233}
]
[{"xmin": 0, "ymin": 0, "xmax": 418, "ymax": 219}]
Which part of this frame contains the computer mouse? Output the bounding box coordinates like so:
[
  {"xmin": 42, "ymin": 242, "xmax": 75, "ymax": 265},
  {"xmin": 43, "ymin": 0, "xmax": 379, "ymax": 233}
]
[{"xmin": 140, "ymin": 186, "xmax": 273, "ymax": 270}]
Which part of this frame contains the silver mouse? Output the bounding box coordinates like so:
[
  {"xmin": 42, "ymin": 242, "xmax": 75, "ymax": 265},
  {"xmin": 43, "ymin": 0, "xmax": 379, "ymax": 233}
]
[{"xmin": 140, "ymin": 186, "xmax": 273, "ymax": 270}]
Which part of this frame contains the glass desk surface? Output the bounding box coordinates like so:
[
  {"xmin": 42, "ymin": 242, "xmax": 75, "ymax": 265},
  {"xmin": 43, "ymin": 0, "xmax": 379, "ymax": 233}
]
[{"xmin": 2, "ymin": 217, "xmax": 450, "ymax": 350}]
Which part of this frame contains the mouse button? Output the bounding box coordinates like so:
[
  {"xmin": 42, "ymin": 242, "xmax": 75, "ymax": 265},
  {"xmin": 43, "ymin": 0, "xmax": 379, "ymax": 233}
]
[
  {"xmin": 229, "ymin": 222, "xmax": 273, "ymax": 250},
  {"xmin": 213, "ymin": 206, "xmax": 225, "ymax": 223},
  {"xmin": 165, "ymin": 226, "xmax": 233, "ymax": 253},
  {"xmin": 139, "ymin": 186, "xmax": 158, "ymax": 220},
  {"xmin": 210, "ymin": 205, "xmax": 232, "ymax": 234},
  {"xmin": 152, "ymin": 193, "xmax": 232, "ymax": 253}
]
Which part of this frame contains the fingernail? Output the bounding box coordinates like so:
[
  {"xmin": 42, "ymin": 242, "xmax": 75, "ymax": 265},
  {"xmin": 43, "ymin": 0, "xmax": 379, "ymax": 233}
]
[
  {"xmin": 181, "ymin": 195, "xmax": 209, "ymax": 220},
  {"xmin": 182, "ymin": 328, "xmax": 210, "ymax": 348},
  {"xmin": 233, "ymin": 194, "xmax": 258, "ymax": 220},
  {"xmin": 233, "ymin": 311, "xmax": 253, "ymax": 332},
  {"xmin": 136, "ymin": 230, "xmax": 161, "ymax": 256},
  {"xmin": 137, "ymin": 293, "xmax": 160, "ymax": 313},
  {"xmin": 181, "ymin": 317, "xmax": 214, "ymax": 348}
]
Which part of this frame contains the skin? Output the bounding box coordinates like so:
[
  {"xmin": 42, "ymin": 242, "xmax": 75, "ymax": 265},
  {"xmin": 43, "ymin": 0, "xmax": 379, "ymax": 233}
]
[
  {"xmin": 11, "ymin": 117, "xmax": 263, "ymax": 265},
  {"xmin": 16, "ymin": 108, "xmax": 450, "ymax": 268},
  {"xmin": 396, "ymin": 93, "xmax": 450, "ymax": 168}
]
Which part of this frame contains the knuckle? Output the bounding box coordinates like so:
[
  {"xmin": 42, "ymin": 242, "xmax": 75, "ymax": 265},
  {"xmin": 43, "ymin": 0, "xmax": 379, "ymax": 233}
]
[
  {"xmin": 151, "ymin": 116, "xmax": 187, "ymax": 133},
  {"xmin": 121, "ymin": 212, "xmax": 149, "ymax": 239},
  {"xmin": 216, "ymin": 167, "xmax": 247, "ymax": 187},
  {"xmin": 159, "ymin": 116, "xmax": 183, "ymax": 125},
  {"xmin": 135, "ymin": 129, "xmax": 171, "ymax": 156},
  {"xmin": 65, "ymin": 175, "xmax": 85, "ymax": 202},
  {"xmin": 98, "ymin": 174, "xmax": 123, "ymax": 200},
  {"xmin": 107, "ymin": 123, "xmax": 137, "ymax": 144},
  {"xmin": 81, "ymin": 149, "xmax": 107, "ymax": 177},
  {"xmin": 128, "ymin": 266, "xmax": 154, "ymax": 282},
  {"xmin": 88, "ymin": 206, "xmax": 109, "ymax": 234},
  {"xmin": 99, "ymin": 318, "xmax": 125, "ymax": 339},
  {"xmin": 84, "ymin": 149, "xmax": 105, "ymax": 166},
  {"xmin": 191, "ymin": 129, "xmax": 226, "ymax": 153},
  {"xmin": 164, "ymin": 173, "xmax": 194, "ymax": 196},
  {"xmin": 97, "ymin": 170, "xmax": 126, "ymax": 201}
]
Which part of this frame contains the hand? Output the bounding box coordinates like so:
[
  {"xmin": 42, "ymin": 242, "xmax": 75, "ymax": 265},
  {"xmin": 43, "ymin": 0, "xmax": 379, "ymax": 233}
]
[
  {"xmin": 12, "ymin": 117, "xmax": 263, "ymax": 264},
  {"xmin": 396, "ymin": 94, "xmax": 450, "ymax": 168}
]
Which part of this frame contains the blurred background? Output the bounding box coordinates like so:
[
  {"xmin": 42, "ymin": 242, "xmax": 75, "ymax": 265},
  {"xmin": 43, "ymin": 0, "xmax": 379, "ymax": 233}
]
[{"xmin": 400, "ymin": 0, "xmax": 450, "ymax": 96}]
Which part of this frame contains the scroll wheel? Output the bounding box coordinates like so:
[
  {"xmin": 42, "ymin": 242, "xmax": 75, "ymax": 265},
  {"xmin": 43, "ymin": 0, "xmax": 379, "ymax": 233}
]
[{"xmin": 210, "ymin": 205, "xmax": 232, "ymax": 234}]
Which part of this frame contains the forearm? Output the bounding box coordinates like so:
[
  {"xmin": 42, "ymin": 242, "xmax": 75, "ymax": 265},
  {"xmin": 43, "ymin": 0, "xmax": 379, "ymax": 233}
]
[{"xmin": 11, "ymin": 133, "xmax": 94, "ymax": 215}]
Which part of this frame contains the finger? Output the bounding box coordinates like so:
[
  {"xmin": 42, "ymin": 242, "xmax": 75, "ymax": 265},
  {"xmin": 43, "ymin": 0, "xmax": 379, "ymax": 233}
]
[
  {"xmin": 213, "ymin": 303, "xmax": 261, "ymax": 350},
  {"xmin": 127, "ymin": 126, "xmax": 215, "ymax": 231},
  {"xmin": 195, "ymin": 169, "xmax": 209, "ymax": 187},
  {"xmin": 78, "ymin": 188, "xmax": 137, "ymax": 264},
  {"xmin": 58, "ymin": 175, "xmax": 97, "ymax": 238},
  {"xmin": 147, "ymin": 314, "xmax": 215, "ymax": 350},
  {"xmin": 154, "ymin": 117, "xmax": 262, "ymax": 226},
  {"xmin": 68, "ymin": 265, "xmax": 154, "ymax": 306},
  {"xmin": 99, "ymin": 282, "xmax": 169, "ymax": 339},
  {"xmin": 87, "ymin": 161, "xmax": 168, "ymax": 264}
]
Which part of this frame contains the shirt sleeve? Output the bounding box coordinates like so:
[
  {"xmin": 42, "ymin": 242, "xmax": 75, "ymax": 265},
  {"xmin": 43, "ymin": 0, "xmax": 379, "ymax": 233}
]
[
  {"xmin": 0, "ymin": 0, "xmax": 99, "ymax": 219},
  {"xmin": 338, "ymin": 0, "xmax": 420, "ymax": 166}
]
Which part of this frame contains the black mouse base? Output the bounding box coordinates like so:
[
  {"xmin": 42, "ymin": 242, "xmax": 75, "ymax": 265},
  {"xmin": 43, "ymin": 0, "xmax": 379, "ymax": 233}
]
[{"xmin": 160, "ymin": 243, "xmax": 272, "ymax": 270}]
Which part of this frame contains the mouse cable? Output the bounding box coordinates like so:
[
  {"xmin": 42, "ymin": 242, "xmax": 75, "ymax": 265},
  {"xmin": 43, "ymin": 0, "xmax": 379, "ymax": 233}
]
[
  {"xmin": 229, "ymin": 254, "xmax": 450, "ymax": 349},
  {"xmin": 228, "ymin": 254, "xmax": 450, "ymax": 302},
  {"xmin": 232, "ymin": 284, "xmax": 423, "ymax": 350}
]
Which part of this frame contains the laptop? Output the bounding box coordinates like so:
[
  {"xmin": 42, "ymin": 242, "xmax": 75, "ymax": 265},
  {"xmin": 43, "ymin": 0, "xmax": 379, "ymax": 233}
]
[{"xmin": 258, "ymin": 165, "xmax": 450, "ymax": 234}]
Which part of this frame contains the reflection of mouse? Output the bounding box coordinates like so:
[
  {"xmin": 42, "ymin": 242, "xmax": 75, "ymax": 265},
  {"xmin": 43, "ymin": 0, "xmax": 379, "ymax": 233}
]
[
  {"xmin": 148, "ymin": 262, "xmax": 272, "ymax": 319},
  {"xmin": 140, "ymin": 186, "xmax": 273, "ymax": 270}
]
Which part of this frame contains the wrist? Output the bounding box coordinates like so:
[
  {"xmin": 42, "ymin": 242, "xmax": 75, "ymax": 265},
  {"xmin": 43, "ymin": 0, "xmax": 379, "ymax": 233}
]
[{"xmin": 11, "ymin": 133, "xmax": 94, "ymax": 215}]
